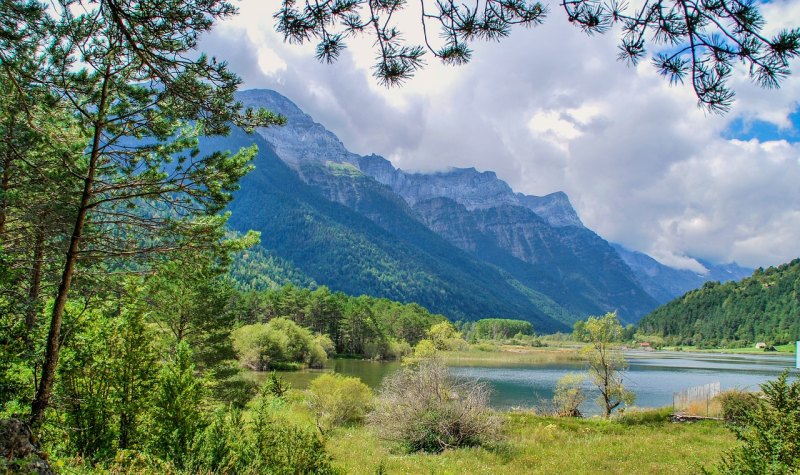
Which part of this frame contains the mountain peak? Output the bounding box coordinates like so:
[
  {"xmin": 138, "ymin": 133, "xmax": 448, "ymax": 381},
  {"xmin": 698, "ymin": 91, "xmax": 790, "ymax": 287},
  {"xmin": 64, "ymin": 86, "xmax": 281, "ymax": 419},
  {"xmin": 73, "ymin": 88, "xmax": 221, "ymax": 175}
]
[{"xmin": 238, "ymin": 89, "xmax": 359, "ymax": 167}]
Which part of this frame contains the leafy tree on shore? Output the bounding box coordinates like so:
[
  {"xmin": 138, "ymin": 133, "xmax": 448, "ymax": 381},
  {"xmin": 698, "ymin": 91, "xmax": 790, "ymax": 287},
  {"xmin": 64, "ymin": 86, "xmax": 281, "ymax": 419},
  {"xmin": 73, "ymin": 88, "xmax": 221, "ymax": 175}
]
[{"xmin": 581, "ymin": 312, "xmax": 634, "ymax": 417}]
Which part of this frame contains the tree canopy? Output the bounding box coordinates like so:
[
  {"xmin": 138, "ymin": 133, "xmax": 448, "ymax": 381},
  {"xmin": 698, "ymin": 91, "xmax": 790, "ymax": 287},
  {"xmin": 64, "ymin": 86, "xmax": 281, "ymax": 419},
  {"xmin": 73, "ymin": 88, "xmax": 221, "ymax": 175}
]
[{"xmin": 274, "ymin": 0, "xmax": 799, "ymax": 112}]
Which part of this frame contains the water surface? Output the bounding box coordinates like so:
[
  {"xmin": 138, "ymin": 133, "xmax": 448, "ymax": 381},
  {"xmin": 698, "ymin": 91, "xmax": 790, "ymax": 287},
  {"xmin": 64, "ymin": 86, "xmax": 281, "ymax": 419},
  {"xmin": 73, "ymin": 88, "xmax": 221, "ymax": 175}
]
[{"xmin": 265, "ymin": 351, "xmax": 797, "ymax": 414}]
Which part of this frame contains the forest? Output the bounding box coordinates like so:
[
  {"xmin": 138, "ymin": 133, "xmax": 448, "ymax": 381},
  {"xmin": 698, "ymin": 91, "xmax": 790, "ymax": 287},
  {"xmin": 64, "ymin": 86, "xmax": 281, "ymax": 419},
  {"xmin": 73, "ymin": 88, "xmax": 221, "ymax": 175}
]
[{"xmin": 637, "ymin": 259, "xmax": 800, "ymax": 347}]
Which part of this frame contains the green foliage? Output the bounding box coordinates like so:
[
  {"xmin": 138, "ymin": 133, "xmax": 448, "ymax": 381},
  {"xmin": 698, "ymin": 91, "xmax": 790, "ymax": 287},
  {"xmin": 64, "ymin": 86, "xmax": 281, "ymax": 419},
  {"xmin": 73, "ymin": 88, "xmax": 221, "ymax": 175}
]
[
  {"xmin": 581, "ymin": 312, "xmax": 635, "ymax": 417},
  {"xmin": 52, "ymin": 297, "xmax": 159, "ymax": 459},
  {"xmin": 427, "ymin": 321, "xmax": 469, "ymax": 351},
  {"xmin": 473, "ymin": 319, "xmax": 534, "ymax": 340},
  {"xmin": 411, "ymin": 339, "xmax": 438, "ymax": 360},
  {"xmin": 552, "ymin": 373, "xmax": 587, "ymax": 417},
  {"xmin": 231, "ymin": 317, "xmax": 328, "ymax": 371},
  {"xmin": 369, "ymin": 359, "xmax": 501, "ymax": 453},
  {"xmin": 639, "ymin": 259, "xmax": 800, "ymax": 347},
  {"xmin": 717, "ymin": 372, "xmax": 800, "ymax": 474},
  {"xmin": 147, "ymin": 342, "xmax": 206, "ymax": 468},
  {"xmin": 717, "ymin": 390, "xmax": 760, "ymax": 426},
  {"xmin": 262, "ymin": 371, "xmax": 291, "ymax": 399},
  {"xmin": 189, "ymin": 402, "xmax": 341, "ymax": 475},
  {"xmin": 248, "ymin": 399, "xmax": 341, "ymax": 475},
  {"xmin": 226, "ymin": 284, "xmax": 444, "ymax": 359},
  {"xmin": 308, "ymin": 374, "xmax": 374, "ymax": 432}
]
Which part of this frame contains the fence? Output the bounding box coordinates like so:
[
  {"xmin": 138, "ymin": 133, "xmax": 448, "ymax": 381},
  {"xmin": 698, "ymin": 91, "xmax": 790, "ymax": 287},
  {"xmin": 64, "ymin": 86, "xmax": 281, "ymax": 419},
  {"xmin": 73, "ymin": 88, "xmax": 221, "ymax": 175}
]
[{"xmin": 672, "ymin": 381, "xmax": 721, "ymax": 416}]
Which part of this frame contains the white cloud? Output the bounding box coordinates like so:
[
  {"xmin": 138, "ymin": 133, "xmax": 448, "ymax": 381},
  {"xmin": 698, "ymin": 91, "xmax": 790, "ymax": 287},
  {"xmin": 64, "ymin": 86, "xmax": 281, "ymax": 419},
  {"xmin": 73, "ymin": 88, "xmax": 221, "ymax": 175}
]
[{"xmin": 201, "ymin": 0, "xmax": 800, "ymax": 269}]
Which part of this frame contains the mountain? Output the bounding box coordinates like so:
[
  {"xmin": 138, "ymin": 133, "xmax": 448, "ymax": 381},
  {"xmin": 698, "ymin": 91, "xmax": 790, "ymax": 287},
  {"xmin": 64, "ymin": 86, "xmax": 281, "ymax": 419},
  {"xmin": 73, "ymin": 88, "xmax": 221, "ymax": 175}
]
[
  {"xmin": 217, "ymin": 88, "xmax": 740, "ymax": 328},
  {"xmin": 202, "ymin": 126, "xmax": 573, "ymax": 332},
  {"xmin": 637, "ymin": 259, "xmax": 800, "ymax": 346},
  {"xmin": 612, "ymin": 245, "xmax": 753, "ymax": 304}
]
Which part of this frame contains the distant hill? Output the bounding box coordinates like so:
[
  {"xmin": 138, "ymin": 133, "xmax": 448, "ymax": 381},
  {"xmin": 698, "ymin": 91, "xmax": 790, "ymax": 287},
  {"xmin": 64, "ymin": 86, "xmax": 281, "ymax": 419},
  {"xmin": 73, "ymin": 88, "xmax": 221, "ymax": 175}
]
[
  {"xmin": 612, "ymin": 244, "xmax": 752, "ymax": 303},
  {"xmin": 637, "ymin": 258, "xmax": 800, "ymax": 346}
]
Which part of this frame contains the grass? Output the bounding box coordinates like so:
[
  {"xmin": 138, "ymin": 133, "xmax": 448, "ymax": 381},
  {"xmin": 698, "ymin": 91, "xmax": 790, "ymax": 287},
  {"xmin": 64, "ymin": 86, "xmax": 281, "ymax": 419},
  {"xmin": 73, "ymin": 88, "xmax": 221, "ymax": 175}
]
[
  {"xmin": 664, "ymin": 343, "xmax": 796, "ymax": 355},
  {"xmin": 442, "ymin": 346, "xmax": 583, "ymax": 367},
  {"xmin": 325, "ymin": 410, "xmax": 735, "ymax": 474}
]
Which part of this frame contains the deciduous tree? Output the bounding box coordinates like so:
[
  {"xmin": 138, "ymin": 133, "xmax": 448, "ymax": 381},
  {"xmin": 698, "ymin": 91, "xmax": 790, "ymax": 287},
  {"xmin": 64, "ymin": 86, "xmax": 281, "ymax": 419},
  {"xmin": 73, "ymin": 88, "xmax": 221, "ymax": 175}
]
[{"xmin": 581, "ymin": 311, "xmax": 634, "ymax": 417}]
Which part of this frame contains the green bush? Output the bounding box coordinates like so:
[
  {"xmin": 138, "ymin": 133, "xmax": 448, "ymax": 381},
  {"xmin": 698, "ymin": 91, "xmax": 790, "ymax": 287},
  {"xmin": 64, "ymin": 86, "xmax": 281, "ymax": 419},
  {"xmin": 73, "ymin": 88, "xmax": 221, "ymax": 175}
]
[
  {"xmin": 249, "ymin": 401, "xmax": 341, "ymax": 475},
  {"xmin": 308, "ymin": 374, "xmax": 373, "ymax": 432},
  {"xmin": 427, "ymin": 322, "xmax": 468, "ymax": 351},
  {"xmin": 552, "ymin": 373, "xmax": 587, "ymax": 417},
  {"xmin": 716, "ymin": 389, "xmax": 759, "ymax": 425},
  {"xmin": 189, "ymin": 402, "xmax": 341, "ymax": 475},
  {"xmin": 231, "ymin": 318, "xmax": 328, "ymax": 371},
  {"xmin": 717, "ymin": 371, "xmax": 800, "ymax": 474},
  {"xmin": 369, "ymin": 359, "xmax": 501, "ymax": 453},
  {"xmin": 147, "ymin": 342, "xmax": 206, "ymax": 469}
]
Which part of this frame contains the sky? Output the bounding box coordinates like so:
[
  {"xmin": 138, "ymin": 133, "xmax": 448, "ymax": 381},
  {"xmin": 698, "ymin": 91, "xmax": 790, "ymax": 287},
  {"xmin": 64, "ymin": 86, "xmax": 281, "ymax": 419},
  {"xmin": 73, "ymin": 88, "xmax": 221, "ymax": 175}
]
[{"xmin": 201, "ymin": 0, "xmax": 800, "ymax": 272}]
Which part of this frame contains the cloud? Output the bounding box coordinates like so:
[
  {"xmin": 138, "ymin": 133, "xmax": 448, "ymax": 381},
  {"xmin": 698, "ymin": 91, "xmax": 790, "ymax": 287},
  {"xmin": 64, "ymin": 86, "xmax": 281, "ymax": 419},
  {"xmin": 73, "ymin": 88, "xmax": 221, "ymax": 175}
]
[{"xmin": 201, "ymin": 0, "xmax": 800, "ymax": 270}]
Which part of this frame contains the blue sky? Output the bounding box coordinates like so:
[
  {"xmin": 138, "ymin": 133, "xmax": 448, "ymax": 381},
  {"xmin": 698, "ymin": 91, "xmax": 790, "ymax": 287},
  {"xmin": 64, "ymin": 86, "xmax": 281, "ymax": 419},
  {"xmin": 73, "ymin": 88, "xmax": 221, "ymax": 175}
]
[
  {"xmin": 202, "ymin": 0, "xmax": 800, "ymax": 271},
  {"xmin": 724, "ymin": 109, "xmax": 800, "ymax": 142}
]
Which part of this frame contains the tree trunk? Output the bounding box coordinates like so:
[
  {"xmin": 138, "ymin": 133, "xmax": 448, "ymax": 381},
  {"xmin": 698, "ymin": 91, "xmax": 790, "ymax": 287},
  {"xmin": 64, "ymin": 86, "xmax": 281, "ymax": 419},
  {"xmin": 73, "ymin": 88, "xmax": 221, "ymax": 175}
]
[
  {"xmin": 0, "ymin": 144, "xmax": 11, "ymax": 237},
  {"xmin": 29, "ymin": 66, "xmax": 110, "ymax": 428},
  {"xmin": 24, "ymin": 223, "xmax": 45, "ymax": 338}
]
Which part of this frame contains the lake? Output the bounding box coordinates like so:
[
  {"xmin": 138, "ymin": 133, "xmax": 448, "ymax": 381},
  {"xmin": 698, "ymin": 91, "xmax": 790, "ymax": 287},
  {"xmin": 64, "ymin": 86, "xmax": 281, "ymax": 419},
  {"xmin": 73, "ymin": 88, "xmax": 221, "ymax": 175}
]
[{"xmin": 269, "ymin": 351, "xmax": 798, "ymax": 414}]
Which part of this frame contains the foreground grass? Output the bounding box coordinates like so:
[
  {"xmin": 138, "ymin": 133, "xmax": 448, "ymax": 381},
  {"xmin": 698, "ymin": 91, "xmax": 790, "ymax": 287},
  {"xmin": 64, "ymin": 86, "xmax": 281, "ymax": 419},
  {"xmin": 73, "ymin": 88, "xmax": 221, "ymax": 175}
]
[{"xmin": 326, "ymin": 411, "xmax": 735, "ymax": 475}]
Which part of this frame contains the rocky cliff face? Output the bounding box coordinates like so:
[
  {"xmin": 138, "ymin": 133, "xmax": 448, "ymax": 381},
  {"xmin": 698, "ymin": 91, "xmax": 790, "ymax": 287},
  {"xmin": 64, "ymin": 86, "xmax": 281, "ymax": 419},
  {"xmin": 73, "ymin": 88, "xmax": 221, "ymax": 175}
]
[
  {"xmin": 358, "ymin": 155, "xmax": 583, "ymax": 228},
  {"xmin": 239, "ymin": 89, "xmax": 360, "ymax": 169}
]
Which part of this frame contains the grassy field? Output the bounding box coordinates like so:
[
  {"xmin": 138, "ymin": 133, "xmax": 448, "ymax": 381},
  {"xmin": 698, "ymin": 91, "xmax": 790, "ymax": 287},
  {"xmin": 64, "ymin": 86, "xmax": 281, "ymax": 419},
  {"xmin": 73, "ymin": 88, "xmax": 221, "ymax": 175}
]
[
  {"xmin": 325, "ymin": 410, "xmax": 735, "ymax": 474},
  {"xmin": 441, "ymin": 346, "xmax": 583, "ymax": 366},
  {"xmin": 662, "ymin": 343, "xmax": 796, "ymax": 355}
]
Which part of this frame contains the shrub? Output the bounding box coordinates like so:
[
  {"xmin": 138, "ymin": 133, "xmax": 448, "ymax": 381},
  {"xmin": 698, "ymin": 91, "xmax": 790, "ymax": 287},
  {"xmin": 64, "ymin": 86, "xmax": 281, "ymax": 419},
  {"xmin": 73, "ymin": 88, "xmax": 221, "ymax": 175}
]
[
  {"xmin": 231, "ymin": 318, "xmax": 328, "ymax": 370},
  {"xmin": 368, "ymin": 359, "xmax": 501, "ymax": 453},
  {"xmin": 249, "ymin": 401, "xmax": 341, "ymax": 475},
  {"xmin": 412, "ymin": 339, "xmax": 437, "ymax": 358},
  {"xmin": 717, "ymin": 389, "xmax": 759, "ymax": 424},
  {"xmin": 308, "ymin": 374, "xmax": 373, "ymax": 432},
  {"xmin": 552, "ymin": 373, "xmax": 587, "ymax": 417},
  {"xmin": 472, "ymin": 342, "xmax": 500, "ymax": 352},
  {"xmin": 189, "ymin": 402, "xmax": 341, "ymax": 475},
  {"xmin": 717, "ymin": 371, "xmax": 800, "ymax": 474},
  {"xmin": 147, "ymin": 342, "xmax": 206, "ymax": 469}
]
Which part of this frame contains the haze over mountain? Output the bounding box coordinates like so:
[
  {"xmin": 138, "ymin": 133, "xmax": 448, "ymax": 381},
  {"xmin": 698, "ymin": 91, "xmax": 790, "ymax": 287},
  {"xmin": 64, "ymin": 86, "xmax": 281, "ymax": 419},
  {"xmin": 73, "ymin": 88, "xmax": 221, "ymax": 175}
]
[{"xmin": 217, "ymin": 89, "xmax": 749, "ymax": 329}]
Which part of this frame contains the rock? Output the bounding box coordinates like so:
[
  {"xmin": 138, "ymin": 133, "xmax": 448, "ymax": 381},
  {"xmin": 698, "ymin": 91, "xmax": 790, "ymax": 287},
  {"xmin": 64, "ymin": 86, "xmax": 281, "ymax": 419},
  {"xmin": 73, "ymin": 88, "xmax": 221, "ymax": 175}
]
[{"xmin": 0, "ymin": 418, "xmax": 55, "ymax": 475}]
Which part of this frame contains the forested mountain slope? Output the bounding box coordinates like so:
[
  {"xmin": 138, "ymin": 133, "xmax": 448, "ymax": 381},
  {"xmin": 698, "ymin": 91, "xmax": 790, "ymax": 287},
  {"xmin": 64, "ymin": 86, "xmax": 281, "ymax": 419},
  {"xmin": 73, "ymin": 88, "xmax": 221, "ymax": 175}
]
[{"xmin": 637, "ymin": 259, "xmax": 800, "ymax": 346}]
